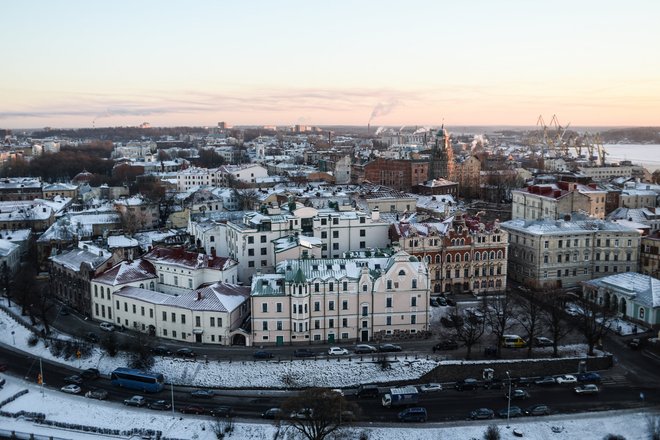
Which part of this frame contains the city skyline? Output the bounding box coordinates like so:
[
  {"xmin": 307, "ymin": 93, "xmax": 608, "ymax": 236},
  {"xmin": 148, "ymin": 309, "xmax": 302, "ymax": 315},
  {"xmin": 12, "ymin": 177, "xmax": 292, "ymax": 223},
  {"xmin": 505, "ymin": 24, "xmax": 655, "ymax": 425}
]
[{"xmin": 2, "ymin": 1, "xmax": 659, "ymax": 129}]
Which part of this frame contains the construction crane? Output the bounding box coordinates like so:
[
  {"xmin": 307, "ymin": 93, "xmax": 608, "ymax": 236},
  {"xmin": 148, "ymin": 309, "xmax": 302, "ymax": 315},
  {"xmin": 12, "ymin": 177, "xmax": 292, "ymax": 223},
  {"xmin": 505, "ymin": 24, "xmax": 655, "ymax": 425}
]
[{"xmin": 594, "ymin": 134, "xmax": 608, "ymax": 166}]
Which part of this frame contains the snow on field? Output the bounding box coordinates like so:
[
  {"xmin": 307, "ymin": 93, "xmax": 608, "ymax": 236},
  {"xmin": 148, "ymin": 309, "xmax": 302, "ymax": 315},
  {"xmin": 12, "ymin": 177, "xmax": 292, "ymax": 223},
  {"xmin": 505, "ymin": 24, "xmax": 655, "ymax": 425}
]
[{"xmin": 0, "ymin": 375, "xmax": 654, "ymax": 440}]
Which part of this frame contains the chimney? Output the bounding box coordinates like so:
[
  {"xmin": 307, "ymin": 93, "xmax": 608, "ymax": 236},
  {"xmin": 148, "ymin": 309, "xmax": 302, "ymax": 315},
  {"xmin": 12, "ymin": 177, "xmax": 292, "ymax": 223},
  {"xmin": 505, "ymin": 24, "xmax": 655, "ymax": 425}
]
[
  {"xmin": 197, "ymin": 291, "xmax": 203, "ymax": 301},
  {"xmin": 371, "ymin": 207, "xmax": 380, "ymax": 221}
]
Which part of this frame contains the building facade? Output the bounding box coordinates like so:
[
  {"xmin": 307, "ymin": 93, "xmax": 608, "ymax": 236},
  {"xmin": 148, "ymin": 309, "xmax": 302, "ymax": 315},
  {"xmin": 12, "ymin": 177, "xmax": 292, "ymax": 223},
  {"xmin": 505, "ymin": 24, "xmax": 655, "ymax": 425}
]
[
  {"xmin": 501, "ymin": 217, "xmax": 641, "ymax": 289},
  {"xmin": 250, "ymin": 251, "xmax": 430, "ymax": 345}
]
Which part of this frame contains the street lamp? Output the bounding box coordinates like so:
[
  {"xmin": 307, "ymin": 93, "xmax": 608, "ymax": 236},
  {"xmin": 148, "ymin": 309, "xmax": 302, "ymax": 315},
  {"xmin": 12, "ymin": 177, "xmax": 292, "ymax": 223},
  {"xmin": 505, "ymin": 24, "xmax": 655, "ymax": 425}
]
[
  {"xmin": 506, "ymin": 370, "xmax": 512, "ymax": 428},
  {"xmin": 11, "ymin": 331, "xmax": 15, "ymax": 345}
]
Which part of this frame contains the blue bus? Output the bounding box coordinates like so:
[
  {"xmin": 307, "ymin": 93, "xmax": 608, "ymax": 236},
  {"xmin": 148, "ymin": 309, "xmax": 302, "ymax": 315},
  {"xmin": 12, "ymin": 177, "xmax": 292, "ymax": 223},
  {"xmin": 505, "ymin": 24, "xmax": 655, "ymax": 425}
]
[{"xmin": 110, "ymin": 368, "xmax": 165, "ymax": 393}]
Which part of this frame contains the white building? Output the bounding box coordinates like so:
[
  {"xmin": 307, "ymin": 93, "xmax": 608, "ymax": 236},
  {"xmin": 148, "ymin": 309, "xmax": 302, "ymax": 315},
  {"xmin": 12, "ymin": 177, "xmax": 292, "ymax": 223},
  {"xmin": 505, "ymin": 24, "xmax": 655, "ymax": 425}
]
[{"xmin": 250, "ymin": 250, "xmax": 430, "ymax": 345}]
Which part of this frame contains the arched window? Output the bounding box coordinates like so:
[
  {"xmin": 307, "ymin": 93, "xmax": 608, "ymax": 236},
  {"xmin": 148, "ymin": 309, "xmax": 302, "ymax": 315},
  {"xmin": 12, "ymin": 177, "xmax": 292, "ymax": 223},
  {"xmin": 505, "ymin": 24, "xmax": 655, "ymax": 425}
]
[
  {"xmin": 398, "ymin": 270, "xmax": 406, "ymax": 276},
  {"xmin": 412, "ymin": 279, "xmax": 417, "ymax": 289},
  {"xmin": 446, "ymin": 254, "xmax": 452, "ymax": 263},
  {"xmin": 451, "ymin": 239, "xmax": 456, "ymax": 246},
  {"xmin": 425, "ymin": 255, "xmax": 431, "ymax": 264},
  {"xmin": 473, "ymin": 281, "xmax": 479, "ymax": 289},
  {"xmin": 482, "ymin": 251, "xmax": 488, "ymax": 260},
  {"xmin": 150, "ymin": 281, "xmax": 155, "ymax": 290},
  {"xmin": 481, "ymin": 280, "xmax": 487, "ymax": 288},
  {"xmin": 489, "ymin": 251, "xmax": 495, "ymax": 260},
  {"xmin": 435, "ymin": 255, "xmax": 441, "ymax": 264},
  {"xmin": 496, "ymin": 280, "xmax": 502, "ymax": 288},
  {"xmin": 139, "ymin": 283, "xmax": 144, "ymax": 289},
  {"xmin": 464, "ymin": 252, "xmax": 470, "ymax": 261},
  {"xmin": 460, "ymin": 239, "xmax": 465, "ymax": 245},
  {"xmin": 456, "ymin": 253, "xmax": 461, "ymax": 263},
  {"xmin": 488, "ymin": 280, "xmax": 494, "ymax": 288}
]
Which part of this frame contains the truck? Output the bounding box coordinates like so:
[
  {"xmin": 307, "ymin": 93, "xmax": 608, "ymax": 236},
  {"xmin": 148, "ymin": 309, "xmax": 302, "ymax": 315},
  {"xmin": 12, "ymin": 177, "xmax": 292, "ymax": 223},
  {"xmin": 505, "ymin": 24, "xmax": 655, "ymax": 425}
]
[{"xmin": 381, "ymin": 386, "xmax": 419, "ymax": 408}]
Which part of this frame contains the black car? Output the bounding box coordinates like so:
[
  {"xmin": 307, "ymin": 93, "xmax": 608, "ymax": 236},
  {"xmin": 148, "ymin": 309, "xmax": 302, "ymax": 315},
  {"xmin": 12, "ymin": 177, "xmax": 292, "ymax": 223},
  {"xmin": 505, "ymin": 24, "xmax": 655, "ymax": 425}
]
[
  {"xmin": 180, "ymin": 405, "xmax": 206, "ymax": 414},
  {"xmin": 293, "ymin": 348, "xmax": 316, "ymax": 358},
  {"xmin": 151, "ymin": 346, "xmax": 173, "ymax": 356},
  {"xmin": 64, "ymin": 375, "xmax": 84, "ymax": 385},
  {"xmin": 378, "ymin": 344, "xmax": 402, "ymax": 353},
  {"xmin": 498, "ymin": 406, "xmax": 523, "ymax": 418},
  {"xmin": 210, "ymin": 406, "xmax": 233, "ymax": 418},
  {"xmin": 525, "ymin": 404, "xmax": 551, "ymax": 416},
  {"xmin": 470, "ymin": 408, "xmax": 494, "ymax": 420},
  {"xmin": 456, "ymin": 378, "xmax": 479, "ymax": 391},
  {"xmin": 505, "ymin": 389, "xmax": 530, "ymax": 400},
  {"xmin": 512, "ymin": 377, "xmax": 534, "ymax": 387},
  {"xmin": 253, "ymin": 350, "xmax": 274, "ymax": 360},
  {"xmin": 356, "ymin": 384, "xmax": 380, "ymax": 399},
  {"xmin": 576, "ymin": 372, "xmax": 601, "ymax": 383},
  {"xmin": 176, "ymin": 348, "xmax": 196, "ymax": 358},
  {"xmin": 191, "ymin": 389, "xmax": 215, "ymax": 398},
  {"xmin": 262, "ymin": 408, "xmax": 283, "ymax": 419},
  {"xmin": 433, "ymin": 340, "xmax": 459, "ymax": 351},
  {"xmin": 81, "ymin": 368, "xmax": 100, "ymax": 380},
  {"xmin": 148, "ymin": 400, "xmax": 172, "ymax": 411},
  {"xmin": 85, "ymin": 332, "xmax": 99, "ymax": 343},
  {"xmin": 84, "ymin": 388, "xmax": 108, "ymax": 400}
]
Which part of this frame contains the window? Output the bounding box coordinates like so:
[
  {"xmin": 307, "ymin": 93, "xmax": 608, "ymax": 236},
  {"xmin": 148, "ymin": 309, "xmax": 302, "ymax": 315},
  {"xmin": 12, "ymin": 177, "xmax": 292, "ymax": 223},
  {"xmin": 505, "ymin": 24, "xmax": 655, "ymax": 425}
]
[
  {"xmin": 362, "ymin": 306, "xmax": 368, "ymax": 317},
  {"xmin": 262, "ymin": 303, "xmax": 268, "ymax": 313},
  {"xmin": 387, "ymin": 280, "xmax": 392, "ymax": 289},
  {"xmin": 262, "ymin": 321, "xmax": 268, "ymax": 331},
  {"xmin": 314, "ymin": 320, "xmax": 320, "ymax": 329},
  {"xmin": 329, "ymin": 282, "xmax": 334, "ymax": 292},
  {"xmin": 342, "ymin": 318, "xmax": 348, "ymax": 328},
  {"xmin": 261, "ymin": 248, "xmax": 267, "ymax": 255},
  {"xmin": 329, "ymin": 301, "xmax": 335, "ymax": 311},
  {"xmin": 277, "ymin": 321, "xmax": 283, "ymax": 330},
  {"xmin": 386, "ymin": 316, "xmax": 392, "ymax": 325},
  {"xmin": 359, "ymin": 229, "xmax": 366, "ymax": 237},
  {"xmin": 314, "ymin": 301, "xmax": 320, "ymax": 311},
  {"xmin": 210, "ymin": 317, "xmax": 215, "ymax": 327},
  {"xmin": 411, "ymin": 315, "xmax": 416, "ymax": 324},
  {"xmin": 411, "ymin": 297, "xmax": 417, "ymax": 307},
  {"xmin": 162, "ymin": 311, "xmax": 167, "ymax": 321},
  {"xmin": 342, "ymin": 281, "xmax": 348, "ymax": 291},
  {"xmin": 248, "ymin": 261, "xmax": 255, "ymax": 267},
  {"xmin": 248, "ymin": 236, "xmax": 254, "ymax": 244},
  {"xmin": 172, "ymin": 331, "xmax": 177, "ymax": 338},
  {"xmin": 174, "ymin": 276, "xmax": 178, "ymax": 286},
  {"xmin": 321, "ymin": 231, "xmax": 327, "ymax": 239},
  {"xmin": 248, "ymin": 249, "xmax": 254, "ymax": 256},
  {"xmin": 332, "ymin": 243, "xmax": 339, "ymax": 250},
  {"xmin": 261, "ymin": 235, "xmax": 267, "ymax": 243},
  {"xmin": 386, "ymin": 297, "xmax": 392, "ymax": 308},
  {"xmin": 342, "ymin": 300, "xmax": 348, "ymax": 310},
  {"xmin": 171, "ymin": 313, "xmax": 176, "ymax": 323},
  {"xmin": 188, "ymin": 279, "xmax": 193, "ymax": 288},
  {"xmin": 149, "ymin": 309, "xmax": 153, "ymax": 318},
  {"xmin": 276, "ymin": 303, "xmax": 282, "ymax": 313},
  {"xmin": 332, "ymin": 218, "xmax": 338, "ymax": 225},
  {"xmin": 329, "ymin": 319, "xmax": 334, "ymax": 328},
  {"xmin": 332, "ymin": 231, "xmax": 339, "ymax": 238},
  {"xmin": 363, "ymin": 284, "xmax": 368, "ymax": 292},
  {"xmin": 132, "ymin": 304, "xmax": 136, "ymax": 314},
  {"xmin": 140, "ymin": 306, "xmax": 144, "ymax": 316}
]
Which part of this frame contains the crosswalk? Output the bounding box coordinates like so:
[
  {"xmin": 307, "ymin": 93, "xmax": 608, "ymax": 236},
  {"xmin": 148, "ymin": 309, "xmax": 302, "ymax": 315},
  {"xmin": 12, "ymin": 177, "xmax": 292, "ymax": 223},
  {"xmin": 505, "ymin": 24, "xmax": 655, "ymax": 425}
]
[{"xmin": 600, "ymin": 374, "xmax": 626, "ymax": 385}]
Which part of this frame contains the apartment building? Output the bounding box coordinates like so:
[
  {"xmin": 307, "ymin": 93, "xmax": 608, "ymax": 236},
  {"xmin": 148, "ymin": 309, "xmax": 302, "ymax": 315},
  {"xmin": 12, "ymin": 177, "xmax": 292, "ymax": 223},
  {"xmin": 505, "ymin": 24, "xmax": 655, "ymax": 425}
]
[
  {"xmin": 641, "ymin": 232, "xmax": 660, "ymax": 278},
  {"xmin": 511, "ymin": 182, "xmax": 607, "ymax": 221},
  {"xmin": 390, "ymin": 214, "xmax": 508, "ymax": 296},
  {"xmin": 250, "ymin": 250, "xmax": 429, "ymax": 345},
  {"xmin": 501, "ymin": 217, "xmax": 641, "ymax": 289},
  {"xmin": 217, "ymin": 164, "xmax": 268, "ymax": 187}
]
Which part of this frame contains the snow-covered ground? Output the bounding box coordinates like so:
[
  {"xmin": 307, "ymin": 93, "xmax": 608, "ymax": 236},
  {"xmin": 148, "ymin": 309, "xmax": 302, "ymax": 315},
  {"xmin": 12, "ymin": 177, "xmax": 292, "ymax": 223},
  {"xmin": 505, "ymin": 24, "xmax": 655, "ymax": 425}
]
[{"xmin": 0, "ymin": 374, "xmax": 654, "ymax": 440}]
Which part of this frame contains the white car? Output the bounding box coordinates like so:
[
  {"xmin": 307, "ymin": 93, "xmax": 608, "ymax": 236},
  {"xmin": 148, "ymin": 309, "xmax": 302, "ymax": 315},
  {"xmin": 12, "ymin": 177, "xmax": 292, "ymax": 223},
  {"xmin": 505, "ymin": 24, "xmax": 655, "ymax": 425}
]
[
  {"xmin": 555, "ymin": 374, "xmax": 577, "ymax": 384},
  {"xmin": 418, "ymin": 383, "xmax": 443, "ymax": 393},
  {"xmin": 61, "ymin": 384, "xmax": 81, "ymax": 394},
  {"xmin": 328, "ymin": 347, "xmax": 349, "ymax": 356},
  {"xmin": 99, "ymin": 322, "xmax": 115, "ymax": 332}
]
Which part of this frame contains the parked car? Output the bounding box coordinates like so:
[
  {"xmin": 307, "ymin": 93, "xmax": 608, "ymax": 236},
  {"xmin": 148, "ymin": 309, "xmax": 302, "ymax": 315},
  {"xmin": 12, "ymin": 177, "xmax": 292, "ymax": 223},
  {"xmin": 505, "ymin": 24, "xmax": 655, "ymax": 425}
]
[
  {"xmin": 85, "ymin": 388, "xmax": 108, "ymax": 400},
  {"xmin": 148, "ymin": 400, "xmax": 172, "ymax": 410},
  {"xmin": 574, "ymin": 384, "xmax": 599, "ymax": 395},
  {"xmin": 533, "ymin": 336, "xmax": 554, "ymax": 347},
  {"xmin": 180, "ymin": 405, "xmax": 206, "ymax": 414},
  {"xmin": 505, "ymin": 389, "xmax": 530, "ymax": 400},
  {"xmin": 123, "ymin": 395, "xmax": 147, "ymax": 407},
  {"xmin": 261, "ymin": 408, "xmax": 283, "ymax": 419},
  {"xmin": 628, "ymin": 338, "xmax": 641, "ymax": 349},
  {"xmin": 253, "ymin": 350, "xmax": 274, "ymax": 359},
  {"xmin": 555, "ymin": 374, "xmax": 578, "ymax": 385},
  {"xmin": 418, "ymin": 383, "xmax": 443, "ymax": 393},
  {"xmin": 61, "ymin": 384, "xmax": 81, "ymax": 394},
  {"xmin": 525, "ymin": 404, "xmax": 551, "ymax": 416},
  {"xmin": 469, "ymin": 408, "xmax": 494, "ymax": 420},
  {"xmin": 290, "ymin": 408, "xmax": 314, "ymax": 420},
  {"xmin": 498, "ymin": 406, "xmax": 523, "ymax": 418},
  {"xmin": 151, "ymin": 346, "xmax": 173, "ymax": 356},
  {"xmin": 191, "ymin": 389, "xmax": 215, "ymax": 398},
  {"xmin": 534, "ymin": 376, "xmax": 556, "ymax": 386},
  {"xmin": 63, "ymin": 375, "xmax": 84, "ymax": 385},
  {"xmin": 354, "ymin": 344, "xmax": 377, "ymax": 354},
  {"xmin": 398, "ymin": 407, "xmax": 427, "ymax": 423},
  {"xmin": 81, "ymin": 368, "xmax": 100, "ymax": 380},
  {"xmin": 293, "ymin": 348, "xmax": 316, "ymax": 358},
  {"xmin": 433, "ymin": 340, "xmax": 459, "ymax": 351},
  {"xmin": 328, "ymin": 347, "xmax": 349, "ymax": 356},
  {"xmin": 484, "ymin": 346, "xmax": 498, "ymax": 357},
  {"xmin": 455, "ymin": 378, "xmax": 479, "ymax": 391},
  {"xmin": 513, "ymin": 377, "xmax": 535, "ymax": 387},
  {"xmin": 356, "ymin": 384, "xmax": 380, "ymax": 399},
  {"xmin": 210, "ymin": 406, "xmax": 233, "ymax": 418},
  {"xmin": 176, "ymin": 348, "xmax": 196, "ymax": 358},
  {"xmin": 99, "ymin": 322, "xmax": 115, "ymax": 332},
  {"xmin": 378, "ymin": 343, "xmax": 402, "ymax": 353},
  {"xmin": 577, "ymin": 372, "xmax": 602, "ymax": 383},
  {"xmin": 85, "ymin": 332, "xmax": 99, "ymax": 343}
]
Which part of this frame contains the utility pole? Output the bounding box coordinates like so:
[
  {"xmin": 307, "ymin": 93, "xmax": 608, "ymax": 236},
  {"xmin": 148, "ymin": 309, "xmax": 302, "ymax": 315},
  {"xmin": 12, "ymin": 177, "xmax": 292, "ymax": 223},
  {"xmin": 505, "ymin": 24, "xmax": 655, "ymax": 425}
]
[{"xmin": 506, "ymin": 370, "xmax": 512, "ymax": 428}]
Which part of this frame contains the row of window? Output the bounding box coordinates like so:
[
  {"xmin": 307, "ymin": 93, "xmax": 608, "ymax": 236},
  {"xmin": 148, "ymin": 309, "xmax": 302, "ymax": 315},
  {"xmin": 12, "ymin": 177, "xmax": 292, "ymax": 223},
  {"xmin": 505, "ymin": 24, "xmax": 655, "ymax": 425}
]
[{"xmin": 261, "ymin": 315, "xmax": 418, "ymax": 331}]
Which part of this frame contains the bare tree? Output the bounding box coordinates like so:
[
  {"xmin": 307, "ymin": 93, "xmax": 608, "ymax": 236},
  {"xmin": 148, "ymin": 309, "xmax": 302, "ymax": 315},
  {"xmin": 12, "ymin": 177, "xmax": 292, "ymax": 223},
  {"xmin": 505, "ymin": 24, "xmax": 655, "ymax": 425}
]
[
  {"xmin": 513, "ymin": 291, "xmax": 545, "ymax": 358},
  {"xmin": 539, "ymin": 289, "xmax": 574, "ymax": 358},
  {"xmin": 452, "ymin": 313, "xmax": 485, "ymax": 359},
  {"xmin": 483, "ymin": 292, "xmax": 514, "ymax": 358},
  {"xmin": 572, "ymin": 292, "xmax": 615, "ymax": 356},
  {"xmin": 277, "ymin": 388, "xmax": 358, "ymax": 440},
  {"xmin": 235, "ymin": 189, "xmax": 261, "ymax": 211}
]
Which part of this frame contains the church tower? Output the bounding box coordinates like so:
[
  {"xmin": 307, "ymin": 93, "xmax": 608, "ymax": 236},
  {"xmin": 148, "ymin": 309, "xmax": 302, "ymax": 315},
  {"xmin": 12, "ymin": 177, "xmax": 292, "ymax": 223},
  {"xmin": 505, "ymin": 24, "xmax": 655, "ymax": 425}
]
[{"xmin": 428, "ymin": 126, "xmax": 454, "ymax": 180}]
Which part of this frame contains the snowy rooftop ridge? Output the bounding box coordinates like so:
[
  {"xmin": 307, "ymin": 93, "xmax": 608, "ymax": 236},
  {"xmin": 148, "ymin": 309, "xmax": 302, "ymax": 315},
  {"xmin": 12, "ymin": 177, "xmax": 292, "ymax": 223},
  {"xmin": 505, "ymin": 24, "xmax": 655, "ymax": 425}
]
[
  {"xmin": 583, "ymin": 272, "xmax": 660, "ymax": 308},
  {"xmin": 93, "ymin": 259, "xmax": 158, "ymax": 286}
]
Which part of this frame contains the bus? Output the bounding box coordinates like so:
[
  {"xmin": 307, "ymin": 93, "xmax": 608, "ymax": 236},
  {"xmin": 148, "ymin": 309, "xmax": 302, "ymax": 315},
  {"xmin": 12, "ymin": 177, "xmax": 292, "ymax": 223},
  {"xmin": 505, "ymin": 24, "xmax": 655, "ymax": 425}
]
[{"xmin": 110, "ymin": 368, "xmax": 165, "ymax": 393}]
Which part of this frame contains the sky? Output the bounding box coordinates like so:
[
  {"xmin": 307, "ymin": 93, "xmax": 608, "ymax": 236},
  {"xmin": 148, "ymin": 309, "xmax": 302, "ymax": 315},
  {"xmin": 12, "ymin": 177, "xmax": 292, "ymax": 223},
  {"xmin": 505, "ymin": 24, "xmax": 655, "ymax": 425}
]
[{"xmin": 1, "ymin": 0, "xmax": 659, "ymax": 128}]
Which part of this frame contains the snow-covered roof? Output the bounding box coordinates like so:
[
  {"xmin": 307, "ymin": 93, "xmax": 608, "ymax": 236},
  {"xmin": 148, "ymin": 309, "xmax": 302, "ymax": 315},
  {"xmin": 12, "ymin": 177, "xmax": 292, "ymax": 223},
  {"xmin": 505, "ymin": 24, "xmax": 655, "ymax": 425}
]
[
  {"xmin": 143, "ymin": 247, "xmax": 236, "ymax": 271},
  {"xmin": 94, "ymin": 259, "xmax": 158, "ymax": 286},
  {"xmin": 584, "ymin": 272, "xmax": 660, "ymax": 308},
  {"xmin": 0, "ymin": 239, "xmax": 19, "ymax": 257},
  {"xmin": 500, "ymin": 218, "xmax": 641, "ymax": 236},
  {"xmin": 50, "ymin": 246, "xmax": 112, "ymax": 272},
  {"xmin": 107, "ymin": 235, "xmax": 139, "ymax": 248},
  {"xmin": 115, "ymin": 282, "xmax": 249, "ymax": 313}
]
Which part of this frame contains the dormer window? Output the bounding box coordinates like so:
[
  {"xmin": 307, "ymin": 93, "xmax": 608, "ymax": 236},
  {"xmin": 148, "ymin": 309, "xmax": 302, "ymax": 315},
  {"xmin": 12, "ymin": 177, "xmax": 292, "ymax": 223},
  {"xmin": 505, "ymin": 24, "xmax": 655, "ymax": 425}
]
[{"xmin": 398, "ymin": 270, "xmax": 406, "ymax": 276}]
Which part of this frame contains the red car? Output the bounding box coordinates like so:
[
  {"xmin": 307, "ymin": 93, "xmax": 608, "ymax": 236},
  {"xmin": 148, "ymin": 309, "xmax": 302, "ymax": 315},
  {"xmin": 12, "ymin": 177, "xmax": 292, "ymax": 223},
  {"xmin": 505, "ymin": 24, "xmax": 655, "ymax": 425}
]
[{"xmin": 180, "ymin": 405, "xmax": 206, "ymax": 415}]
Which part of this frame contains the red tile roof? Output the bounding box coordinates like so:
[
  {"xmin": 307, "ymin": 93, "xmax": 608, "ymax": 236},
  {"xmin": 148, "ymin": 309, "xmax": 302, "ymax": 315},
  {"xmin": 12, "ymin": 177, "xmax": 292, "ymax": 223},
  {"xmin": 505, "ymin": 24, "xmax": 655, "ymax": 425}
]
[{"xmin": 143, "ymin": 246, "xmax": 236, "ymax": 271}]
